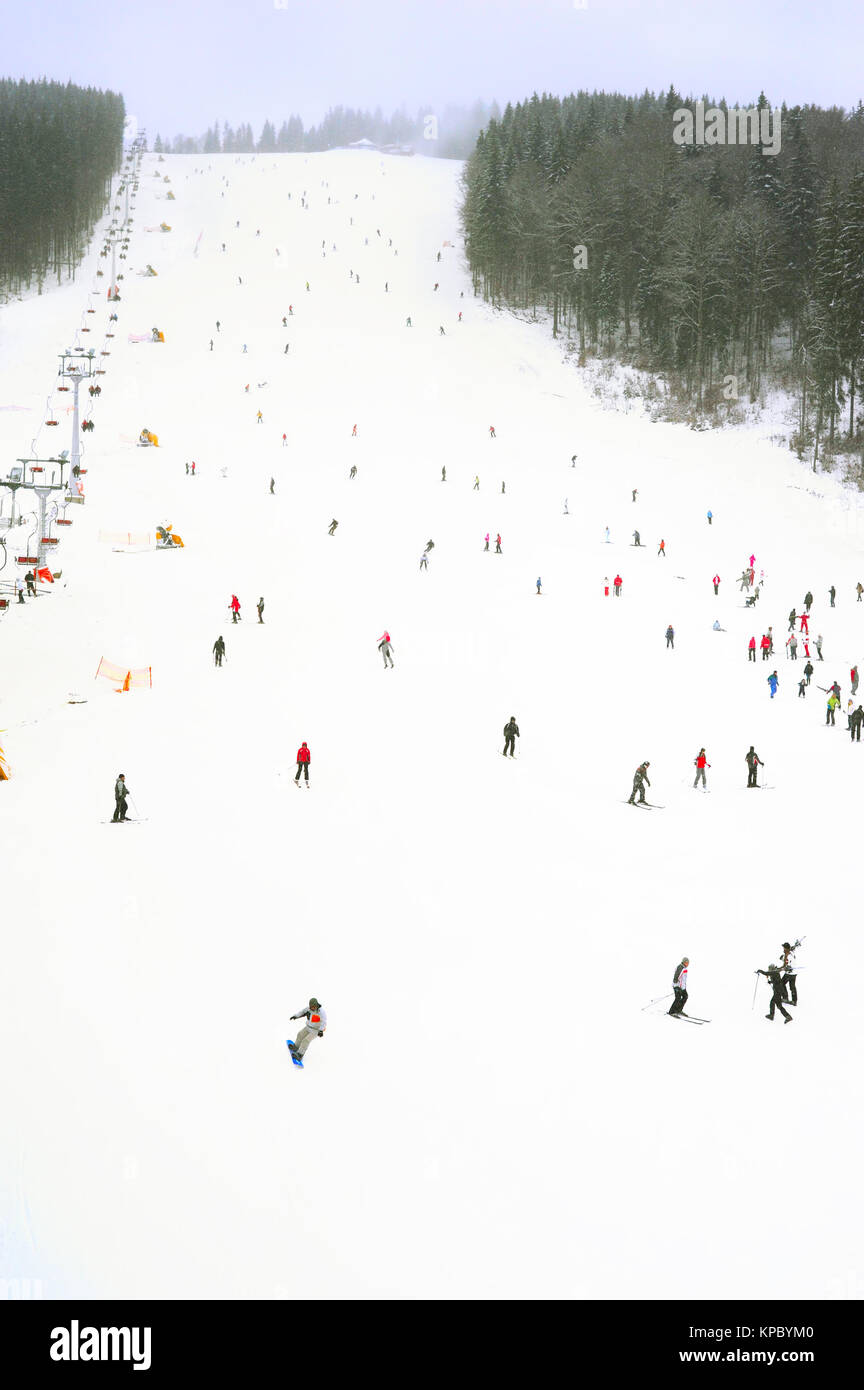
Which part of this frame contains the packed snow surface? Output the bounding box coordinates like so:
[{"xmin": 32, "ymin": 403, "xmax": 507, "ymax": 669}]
[{"xmin": 1, "ymin": 151, "xmax": 862, "ymax": 1300}]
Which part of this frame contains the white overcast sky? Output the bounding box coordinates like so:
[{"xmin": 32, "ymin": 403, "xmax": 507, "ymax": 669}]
[{"xmin": 3, "ymin": 0, "xmax": 862, "ymax": 135}]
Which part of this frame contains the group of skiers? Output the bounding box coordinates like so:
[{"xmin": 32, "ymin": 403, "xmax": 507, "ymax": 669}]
[{"xmin": 664, "ymin": 938, "xmax": 800, "ymax": 1025}]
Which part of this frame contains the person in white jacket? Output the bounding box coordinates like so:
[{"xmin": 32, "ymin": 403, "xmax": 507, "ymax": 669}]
[{"xmin": 289, "ymin": 998, "xmax": 327, "ymax": 1061}]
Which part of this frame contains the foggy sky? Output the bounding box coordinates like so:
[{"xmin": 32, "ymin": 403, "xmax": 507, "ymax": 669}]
[{"xmin": 2, "ymin": 0, "xmax": 862, "ymax": 140}]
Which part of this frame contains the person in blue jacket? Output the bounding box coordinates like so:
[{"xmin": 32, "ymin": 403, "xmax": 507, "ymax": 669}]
[
  {"xmin": 707, "ymin": 509, "xmax": 713, "ymax": 525},
  {"xmin": 768, "ymin": 670, "xmax": 779, "ymax": 698}
]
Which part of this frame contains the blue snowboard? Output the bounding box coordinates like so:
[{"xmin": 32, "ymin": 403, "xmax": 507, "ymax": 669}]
[{"xmin": 286, "ymin": 1040, "xmax": 304, "ymax": 1068}]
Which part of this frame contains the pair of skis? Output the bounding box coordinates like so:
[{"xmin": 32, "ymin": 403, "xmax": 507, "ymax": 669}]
[{"xmin": 670, "ymin": 1013, "xmax": 711, "ymax": 1025}]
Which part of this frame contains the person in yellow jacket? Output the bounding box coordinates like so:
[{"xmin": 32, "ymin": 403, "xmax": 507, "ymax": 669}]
[{"xmin": 826, "ymin": 692, "xmax": 840, "ymax": 726}]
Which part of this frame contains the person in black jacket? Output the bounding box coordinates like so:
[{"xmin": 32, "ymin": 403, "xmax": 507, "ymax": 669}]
[
  {"xmin": 213, "ymin": 635, "xmax": 225, "ymax": 667},
  {"xmin": 668, "ymin": 957, "xmax": 689, "ymax": 1016},
  {"xmin": 112, "ymin": 773, "xmax": 130, "ymax": 822},
  {"xmin": 758, "ymin": 964, "xmax": 792, "ymax": 1023},
  {"xmin": 503, "ymin": 717, "xmax": 519, "ymax": 757},
  {"xmin": 745, "ymin": 746, "xmax": 763, "ymax": 788},
  {"xmin": 628, "ymin": 761, "xmax": 650, "ymax": 804},
  {"xmin": 665, "ymin": 625, "xmax": 674, "ymax": 649},
  {"xmin": 850, "ymin": 705, "xmax": 864, "ymax": 742}
]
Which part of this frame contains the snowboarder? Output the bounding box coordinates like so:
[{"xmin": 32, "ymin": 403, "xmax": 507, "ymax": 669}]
[
  {"xmin": 745, "ymin": 746, "xmax": 763, "ymax": 787},
  {"xmin": 627, "ymin": 761, "xmax": 650, "ymax": 804},
  {"xmin": 288, "ymin": 997, "xmax": 326, "ymax": 1060},
  {"xmin": 693, "ymin": 749, "xmax": 710, "ymax": 789},
  {"xmin": 294, "ymin": 741, "xmax": 311, "ymax": 784},
  {"xmin": 257, "ymin": 597, "xmax": 264, "ymax": 624},
  {"xmin": 757, "ymin": 965, "xmax": 792, "ymax": 1023},
  {"xmin": 230, "ymin": 595, "xmax": 241, "ymax": 623},
  {"xmin": 213, "ymin": 635, "xmax": 226, "ymax": 667},
  {"xmin": 668, "ymin": 958, "xmax": 689, "ymax": 1016},
  {"xmin": 613, "ymin": 574, "xmax": 622, "ymax": 597},
  {"xmin": 378, "ymin": 632, "xmax": 395, "ymax": 668},
  {"xmin": 665, "ymin": 625, "xmax": 674, "ymax": 649},
  {"xmin": 712, "ymin": 574, "xmax": 720, "ymax": 595},
  {"xmin": 328, "ymin": 519, "xmax": 338, "ymax": 535},
  {"xmin": 112, "ymin": 773, "xmax": 130, "ymax": 822},
  {"xmin": 768, "ymin": 670, "xmax": 779, "ymax": 699},
  {"xmin": 503, "ymin": 716, "xmax": 519, "ymax": 757}
]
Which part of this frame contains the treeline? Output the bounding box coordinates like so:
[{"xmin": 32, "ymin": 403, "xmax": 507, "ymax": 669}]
[
  {"xmin": 461, "ymin": 89, "xmax": 864, "ymax": 458},
  {"xmin": 0, "ymin": 78, "xmax": 125, "ymax": 298},
  {"xmin": 153, "ymin": 101, "xmax": 500, "ymax": 159}
]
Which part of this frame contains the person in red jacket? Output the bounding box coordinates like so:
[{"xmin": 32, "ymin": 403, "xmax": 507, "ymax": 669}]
[
  {"xmin": 748, "ymin": 636, "xmax": 757, "ymax": 662},
  {"xmin": 712, "ymin": 574, "xmax": 720, "ymax": 595},
  {"xmin": 613, "ymin": 574, "xmax": 622, "ymax": 596},
  {"xmin": 294, "ymin": 741, "xmax": 311, "ymax": 785},
  {"xmin": 693, "ymin": 748, "xmax": 711, "ymax": 789},
  {"xmin": 760, "ymin": 633, "xmax": 771, "ymax": 661},
  {"xmin": 230, "ymin": 594, "xmax": 241, "ymax": 623}
]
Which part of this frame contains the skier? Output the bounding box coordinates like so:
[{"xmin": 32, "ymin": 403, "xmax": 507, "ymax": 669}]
[
  {"xmin": 788, "ymin": 608, "xmax": 797, "ymax": 632},
  {"xmin": 424, "ymin": 540, "xmax": 435, "ymax": 553},
  {"xmin": 473, "ymin": 476, "xmax": 479, "ymax": 490},
  {"xmin": 738, "ymin": 569, "xmax": 751, "ymax": 592},
  {"xmin": 707, "ymin": 510, "xmax": 713, "ymax": 525},
  {"xmin": 665, "ymin": 624, "xmax": 674, "ymax": 649},
  {"xmin": 760, "ymin": 633, "xmax": 771, "ymax": 661},
  {"xmin": 816, "ymin": 634, "xmax": 824, "ymax": 661},
  {"xmin": 632, "ymin": 488, "xmax": 637, "ymax": 502},
  {"xmin": 693, "ymin": 749, "xmax": 710, "ymax": 789},
  {"xmin": 668, "ymin": 958, "xmax": 689, "ymax": 1016},
  {"xmin": 613, "ymin": 574, "xmax": 622, "ymax": 597},
  {"xmin": 213, "ymin": 635, "xmax": 226, "ymax": 667},
  {"xmin": 804, "ymin": 590, "xmax": 813, "ymax": 612},
  {"xmin": 779, "ymin": 941, "xmax": 800, "ymax": 1006},
  {"xmin": 767, "ymin": 670, "xmax": 779, "ymax": 699},
  {"xmin": 850, "ymin": 705, "xmax": 864, "ymax": 742},
  {"xmin": 484, "ymin": 533, "xmax": 489, "ymax": 552},
  {"xmin": 851, "ymin": 664, "xmax": 859, "ymax": 696},
  {"xmin": 349, "ymin": 465, "xmax": 357, "ymax": 479},
  {"xmin": 257, "ymin": 597, "xmax": 264, "ymax": 624},
  {"xmin": 799, "ymin": 611, "xmax": 809, "ymax": 635},
  {"xmin": 191, "ymin": 462, "xmax": 196, "ymax": 476},
  {"xmin": 826, "ymin": 691, "xmax": 839, "ymax": 726},
  {"xmin": 605, "ymin": 527, "xmax": 610, "ymax": 544},
  {"xmin": 112, "ymin": 773, "xmax": 130, "ymax": 823},
  {"xmin": 288, "ymin": 997, "xmax": 327, "ymax": 1061},
  {"xmin": 441, "ymin": 466, "xmax": 446, "ymax": 481},
  {"xmin": 712, "ymin": 574, "xmax": 720, "ymax": 595},
  {"xmin": 230, "ymin": 595, "xmax": 241, "ymax": 623},
  {"xmin": 270, "ymin": 478, "xmax": 275, "ymax": 494},
  {"xmin": 378, "ymin": 632, "xmax": 395, "ymax": 668},
  {"xmin": 15, "ymin": 577, "xmax": 23, "ymax": 604},
  {"xmin": 803, "ymin": 660, "xmax": 814, "ymax": 685},
  {"xmin": 745, "ymin": 746, "xmax": 764, "ymax": 788},
  {"xmin": 328, "ymin": 519, "xmax": 338, "ymax": 535},
  {"xmin": 536, "ymin": 577, "xmax": 542, "ymax": 595},
  {"xmin": 351, "ymin": 424, "xmax": 357, "ymax": 436},
  {"xmin": 256, "ymin": 410, "xmax": 263, "ymax": 424},
  {"xmin": 294, "ymin": 741, "xmax": 311, "ymax": 785},
  {"xmin": 632, "ymin": 530, "xmax": 641, "ymax": 546},
  {"xmin": 495, "ymin": 534, "xmax": 502, "ymax": 554},
  {"xmin": 757, "ymin": 964, "xmax": 793, "ymax": 1023},
  {"xmin": 627, "ymin": 761, "xmax": 650, "ymax": 805},
  {"xmin": 857, "ymin": 582, "xmax": 863, "ymax": 603},
  {"xmin": 786, "ymin": 633, "xmax": 798, "ymax": 660},
  {"xmin": 406, "ymin": 317, "xmax": 412, "ymax": 327},
  {"xmin": 501, "ymin": 481, "xmax": 506, "ymax": 494},
  {"xmin": 489, "ymin": 425, "xmax": 496, "ymax": 438},
  {"xmin": 798, "ymin": 677, "xmax": 807, "ymax": 699},
  {"xmin": 419, "ymin": 554, "xmax": 429, "ymax": 571},
  {"xmin": 748, "ymin": 636, "xmax": 756, "ymax": 662},
  {"xmin": 25, "ymin": 571, "xmax": 35, "ymax": 597},
  {"xmin": 658, "ymin": 539, "xmax": 666, "ymax": 558},
  {"xmin": 503, "ymin": 716, "xmax": 519, "ymax": 758},
  {"xmin": 829, "ymin": 584, "xmax": 836, "ymax": 608}
]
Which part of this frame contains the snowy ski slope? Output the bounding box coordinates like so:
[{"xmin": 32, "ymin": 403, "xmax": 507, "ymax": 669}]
[{"xmin": 1, "ymin": 150, "xmax": 862, "ymax": 1300}]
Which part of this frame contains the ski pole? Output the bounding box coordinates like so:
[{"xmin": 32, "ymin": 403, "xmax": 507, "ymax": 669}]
[
  {"xmin": 641, "ymin": 992, "xmax": 673, "ymax": 1011},
  {"xmin": 129, "ymin": 795, "xmax": 143, "ymax": 820},
  {"xmin": 751, "ymin": 973, "xmax": 760, "ymax": 1010}
]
